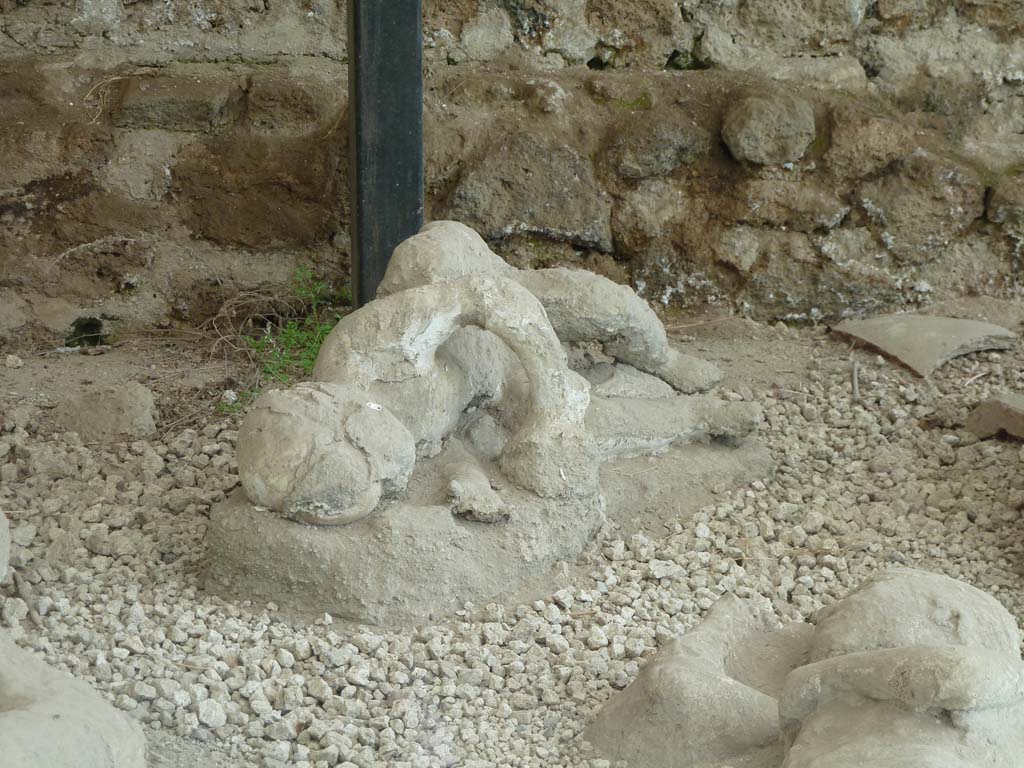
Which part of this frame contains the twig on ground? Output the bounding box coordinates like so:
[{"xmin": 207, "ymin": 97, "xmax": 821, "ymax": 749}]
[
  {"xmin": 159, "ymin": 396, "xmax": 222, "ymax": 439},
  {"xmin": 665, "ymin": 317, "xmax": 735, "ymax": 331},
  {"xmin": 444, "ymin": 79, "xmax": 467, "ymax": 101},
  {"xmin": 965, "ymin": 371, "xmax": 990, "ymax": 386},
  {"xmin": 605, "ymin": 466, "xmax": 661, "ymax": 478},
  {"xmin": 771, "ymin": 388, "xmax": 823, "ymax": 403}
]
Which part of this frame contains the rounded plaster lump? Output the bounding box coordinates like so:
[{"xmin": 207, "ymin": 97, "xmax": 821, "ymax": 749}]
[
  {"xmin": 210, "ymin": 220, "xmax": 761, "ymax": 625},
  {"xmin": 587, "ymin": 568, "xmax": 1024, "ymax": 768},
  {"xmin": 237, "ymin": 382, "xmax": 416, "ymax": 525},
  {"xmin": 0, "ymin": 632, "xmax": 147, "ymax": 768}
]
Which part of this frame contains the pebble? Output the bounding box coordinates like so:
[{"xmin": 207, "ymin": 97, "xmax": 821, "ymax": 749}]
[{"xmin": 198, "ymin": 699, "xmax": 227, "ymax": 729}]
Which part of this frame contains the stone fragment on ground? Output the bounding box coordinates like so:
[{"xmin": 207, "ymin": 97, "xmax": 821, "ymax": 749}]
[
  {"xmin": 834, "ymin": 313, "xmax": 1016, "ymax": 376},
  {"xmin": 966, "ymin": 393, "xmax": 1024, "ymax": 440},
  {"xmin": 0, "ymin": 632, "xmax": 146, "ymax": 768},
  {"xmin": 53, "ymin": 382, "xmax": 157, "ymax": 441}
]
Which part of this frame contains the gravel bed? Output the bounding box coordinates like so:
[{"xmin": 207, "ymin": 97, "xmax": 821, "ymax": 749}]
[{"xmin": 2, "ymin": 330, "xmax": 1023, "ymax": 767}]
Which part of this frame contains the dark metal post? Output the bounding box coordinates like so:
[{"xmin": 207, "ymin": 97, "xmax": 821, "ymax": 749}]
[{"xmin": 348, "ymin": 0, "xmax": 425, "ymax": 307}]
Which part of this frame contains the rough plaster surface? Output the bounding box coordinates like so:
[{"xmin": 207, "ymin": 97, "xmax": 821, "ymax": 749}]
[
  {"xmin": 209, "ymin": 222, "xmax": 761, "ymax": 624},
  {"xmin": 381, "ymin": 221, "xmax": 723, "ymax": 394},
  {"xmin": 237, "ymin": 382, "xmax": 417, "ymax": 525},
  {"xmin": 207, "ymin": 482, "xmax": 604, "ymax": 627},
  {"xmin": 312, "ymin": 272, "xmax": 599, "ymax": 501},
  {"xmin": 0, "ymin": 632, "xmax": 146, "ymax": 768},
  {"xmin": 588, "ymin": 568, "xmax": 1024, "ymax": 768}
]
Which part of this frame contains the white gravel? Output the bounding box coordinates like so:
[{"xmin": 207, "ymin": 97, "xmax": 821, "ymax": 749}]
[{"xmin": 2, "ymin": 330, "xmax": 1024, "ymax": 767}]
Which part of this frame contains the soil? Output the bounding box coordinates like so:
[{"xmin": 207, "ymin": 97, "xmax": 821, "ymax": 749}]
[{"xmin": 1, "ymin": 339, "xmax": 251, "ymax": 439}]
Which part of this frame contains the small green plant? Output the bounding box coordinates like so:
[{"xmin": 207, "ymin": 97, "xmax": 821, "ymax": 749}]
[
  {"xmin": 247, "ymin": 266, "xmax": 344, "ymax": 389},
  {"xmin": 215, "ymin": 388, "xmax": 259, "ymax": 415},
  {"xmin": 613, "ymin": 92, "xmax": 653, "ymax": 111},
  {"xmin": 336, "ymin": 283, "xmax": 354, "ymax": 307},
  {"xmin": 292, "ymin": 265, "xmax": 329, "ymax": 311}
]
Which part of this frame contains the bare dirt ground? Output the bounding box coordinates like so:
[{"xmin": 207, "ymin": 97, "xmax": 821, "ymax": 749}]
[{"xmin": 2, "ymin": 339, "xmax": 246, "ymax": 433}]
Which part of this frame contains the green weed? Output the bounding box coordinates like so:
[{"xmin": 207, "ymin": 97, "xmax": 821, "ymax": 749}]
[
  {"xmin": 614, "ymin": 92, "xmax": 653, "ymax": 111},
  {"xmin": 215, "ymin": 388, "xmax": 259, "ymax": 415},
  {"xmin": 247, "ymin": 266, "xmax": 344, "ymax": 389}
]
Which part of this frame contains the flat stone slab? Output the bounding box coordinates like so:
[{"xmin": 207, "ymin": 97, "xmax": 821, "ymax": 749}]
[
  {"xmin": 834, "ymin": 314, "xmax": 1016, "ymax": 376},
  {"xmin": 966, "ymin": 393, "xmax": 1024, "ymax": 440}
]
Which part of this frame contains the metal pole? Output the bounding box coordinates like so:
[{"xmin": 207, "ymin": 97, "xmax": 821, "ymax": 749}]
[{"xmin": 348, "ymin": 0, "xmax": 425, "ymax": 307}]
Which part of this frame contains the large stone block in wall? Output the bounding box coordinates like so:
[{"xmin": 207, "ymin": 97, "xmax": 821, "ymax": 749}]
[
  {"xmin": 602, "ymin": 112, "xmax": 711, "ymax": 180},
  {"xmin": 735, "ymin": 0, "xmax": 867, "ymax": 50},
  {"xmin": 448, "ymin": 131, "xmax": 613, "ymax": 251},
  {"xmin": 171, "ymin": 132, "xmax": 344, "ymax": 248},
  {"xmin": 876, "ymin": 0, "xmax": 945, "ymax": 23},
  {"xmin": 0, "ymin": 61, "xmax": 111, "ymax": 189},
  {"xmin": 611, "ymin": 179, "xmax": 691, "ymax": 257},
  {"xmin": 826, "ymin": 105, "xmax": 916, "ymax": 179},
  {"xmin": 585, "ymin": 0, "xmax": 691, "ymax": 69},
  {"xmin": 243, "ymin": 72, "xmax": 343, "ymax": 133},
  {"xmin": 722, "ymin": 93, "xmax": 817, "ymax": 166},
  {"xmin": 988, "ymin": 173, "xmax": 1024, "ymax": 239},
  {"xmin": 956, "ymin": 0, "xmax": 1024, "ymax": 32},
  {"xmin": 858, "ymin": 149, "xmax": 985, "ymax": 263},
  {"xmin": 724, "ymin": 227, "xmax": 901, "ymax": 320},
  {"xmin": 112, "ymin": 73, "xmax": 247, "ymax": 132},
  {"xmin": 732, "ymin": 179, "xmax": 850, "ymax": 232},
  {"xmin": 692, "ymin": 0, "xmax": 867, "ymax": 66}
]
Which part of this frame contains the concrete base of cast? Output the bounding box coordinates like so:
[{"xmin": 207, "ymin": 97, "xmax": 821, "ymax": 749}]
[
  {"xmin": 206, "ymin": 451, "xmax": 605, "ymax": 626},
  {"xmin": 0, "ymin": 632, "xmax": 146, "ymax": 768}
]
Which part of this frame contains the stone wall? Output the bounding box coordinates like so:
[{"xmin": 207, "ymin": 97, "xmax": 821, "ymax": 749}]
[{"xmin": 1, "ymin": 0, "xmax": 1023, "ymax": 345}]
